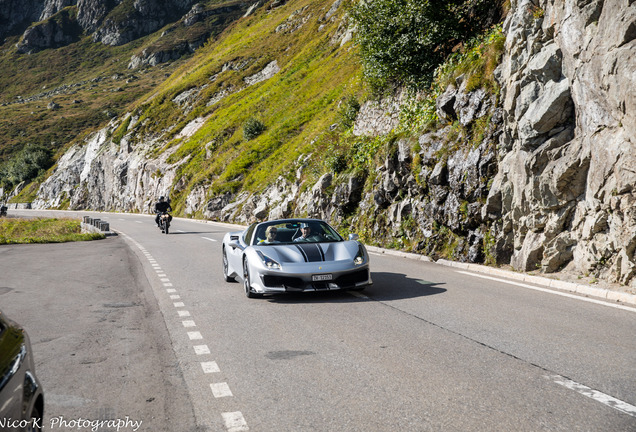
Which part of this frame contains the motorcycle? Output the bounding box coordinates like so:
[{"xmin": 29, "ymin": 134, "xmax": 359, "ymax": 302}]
[{"xmin": 158, "ymin": 211, "xmax": 171, "ymax": 234}]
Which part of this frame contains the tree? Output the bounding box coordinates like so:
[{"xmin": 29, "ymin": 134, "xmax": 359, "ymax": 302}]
[
  {"xmin": 351, "ymin": 0, "xmax": 503, "ymax": 92},
  {"xmin": 0, "ymin": 145, "xmax": 53, "ymax": 188}
]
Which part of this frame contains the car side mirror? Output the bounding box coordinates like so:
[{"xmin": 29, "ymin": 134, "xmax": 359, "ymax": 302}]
[
  {"xmin": 348, "ymin": 233, "xmax": 359, "ymax": 241},
  {"xmin": 228, "ymin": 241, "xmax": 241, "ymax": 250}
]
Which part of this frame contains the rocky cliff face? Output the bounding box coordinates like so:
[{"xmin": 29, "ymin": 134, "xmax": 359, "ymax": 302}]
[
  {"xmin": 127, "ymin": 1, "xmax": 248, "ymax": 69},
  {"xmin": 90, "ymin": 0, "xmax": 197, "ymax": 46},
  {"xmin": 487, "ymin": 0, "xmax": 636, "ymax": 285},
  {"xmin": 9, "ymin": 0, "xmax": 235, "ymax": 53},
  {"xmin": 16, "ymin": 7, "xmax": 81, "ymax": 53},
  {"xmin": 32, "ymin": 0, "xmax": 636, "ymax": 290},
  {"xmin": 0, "ymin": 0, "xmax": 44, "ymax": 39}
]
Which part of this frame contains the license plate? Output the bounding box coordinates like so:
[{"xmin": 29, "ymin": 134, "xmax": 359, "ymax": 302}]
[{"xmin": 312, "ymin": 274, "xmax": 333, "ymax": 282}]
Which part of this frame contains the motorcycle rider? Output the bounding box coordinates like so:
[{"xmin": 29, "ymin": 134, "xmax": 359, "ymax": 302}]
[{"xmin": 154, "ymin": 196, "xmax": 172, "ymax": 227}]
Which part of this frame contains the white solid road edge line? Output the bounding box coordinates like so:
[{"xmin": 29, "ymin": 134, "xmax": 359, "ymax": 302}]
[
  {"xmin": 367, "ymin": 247, "xmax": 636, "ymax": 306},
  {"xmin": 548, "ymin": 375, "xmax": 636, "ymax": 418},
  {"xmin": 457, "ymin": 271, "xmax": 636, "ymax": 313},
  {"xmin": 438, "ymin": 259, "xmax": 636, "ymax": 305}
]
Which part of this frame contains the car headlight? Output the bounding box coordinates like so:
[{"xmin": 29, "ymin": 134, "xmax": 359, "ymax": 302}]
[
  {"xmin": 354, "ymin": 246, "xmax": 366, "ymax": 266},
  {"xmin": 257, "ymin": 251, "xmax": 281, "ymax": 269}
]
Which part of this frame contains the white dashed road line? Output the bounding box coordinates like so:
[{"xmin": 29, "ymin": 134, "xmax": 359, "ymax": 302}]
[
  {"xmin": 211, "ymin": 382, "xmax": 233, "ymax": 398},
  {"xmin": 222, "ymin": 412, "xmax": 249, "ymax": 432},
  {"xmin": 202, "ymin": 237, "xmax": 218, "ymax": 242},
  {"xmin": 194, "ymin": 345, "xmax": 211, "ymax": 355},
  {"xmin": 456, "ymin": 269, "xmax": 635, "ymax": 416},
  {"xmin": 548, "ymin": 375, "xmax": 636, "ymax": 417},
  {"xmin": 120, "ymin": 233, "xmax": 251, "ymax": 431},
  {"xmin": 187, "ymin": 331, "xmax": 203, "ymax": 340},
  {"xmin": 201, "ymin": 361, "xmax": 220, "ymax": 374}
]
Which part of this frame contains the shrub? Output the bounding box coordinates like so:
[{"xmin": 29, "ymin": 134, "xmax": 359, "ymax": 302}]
[
  {"xmin": 243, "ymin": 117, "xmax": 266, "ymax": 141},
  {"xmin": 338, "ymin": 96, "xmax": 361, "ymax": 130},
  {"xmin": 433, "ymin": 24, "xmax": 505, "ymax": 94},
  {"xmin": 327, "ymin": 153, "xmax": 348, "ymax": 174}
]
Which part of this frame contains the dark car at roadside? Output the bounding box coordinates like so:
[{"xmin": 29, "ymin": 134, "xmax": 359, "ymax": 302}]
[{"xmin": 0, "ymin": 310, "xmax": 44, "ymax": 432}]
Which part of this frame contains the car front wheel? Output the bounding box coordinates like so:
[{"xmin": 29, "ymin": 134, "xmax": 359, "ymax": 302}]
[
  {"xmin": 242, "ymin": 257, "xmax": 259, "ymax": 298},
  {"xmin": 28, "ymin": 404, "xmax": 42, "ymax": 432},
  {"xmin": 223, "ymin": 247, "xmax": 235, "ymax": 282}
]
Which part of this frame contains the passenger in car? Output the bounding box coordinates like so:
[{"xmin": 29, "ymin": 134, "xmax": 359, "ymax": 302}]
[{"xmin": 264, "ymin": 225, "xmax": 279, "ymax": 243}]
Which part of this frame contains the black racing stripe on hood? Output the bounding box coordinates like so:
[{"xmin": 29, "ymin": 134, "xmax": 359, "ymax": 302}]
[
  {"xmin": 316, "ymin": 243, "xmax": 326, "ymax": 261},
  {"xmin": 295, "ymin": 244, "xmax": 308, "ymax": 262},
  {"xmin": 295, "ymin": 244, "xmax": 324, "ymax": 262}
]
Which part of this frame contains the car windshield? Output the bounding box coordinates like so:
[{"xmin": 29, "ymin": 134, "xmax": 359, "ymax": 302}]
[{"xmin": 252, "ymin": 220, "xmax": 344, "ymax": 245}]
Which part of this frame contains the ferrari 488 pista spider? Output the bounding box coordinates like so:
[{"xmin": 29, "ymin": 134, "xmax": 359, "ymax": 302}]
[{"xmin": 222, "ymin": 218, "xmax": 372, "ymax": 297}]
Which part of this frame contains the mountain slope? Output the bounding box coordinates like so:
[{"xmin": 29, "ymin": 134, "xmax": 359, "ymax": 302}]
[
  {"xmin": 0, "ymin": 0, "xmax": 249, "ymax": 165},
  {"xmin": 27, "ymin": 0, "xmax": 362, "ymax": 214}
]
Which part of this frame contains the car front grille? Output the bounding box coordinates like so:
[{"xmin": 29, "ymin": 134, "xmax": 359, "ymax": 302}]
[
  {"xmin": 263, "ymin": 275, "xmax": 304, "ymax": 289},
  {"xmin": 263, "ymin": 269, "xmax": 369, "ymax": 290},
  {"xmin": 334, "ymin": 269, "xmax": 369, "ymax": 287}
]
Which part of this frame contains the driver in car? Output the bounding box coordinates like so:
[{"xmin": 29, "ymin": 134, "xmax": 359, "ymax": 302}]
[{"xmin": 294, "ymin": 222, "xmax": 323, "ymax": 242}]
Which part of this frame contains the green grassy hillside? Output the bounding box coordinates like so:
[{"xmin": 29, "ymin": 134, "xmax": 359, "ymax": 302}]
[
  {"xmin": 0, "ymin": 0, "xmax": 363, "ymax": 206},
  {"xmin": 120, "ymin": 0, "xmax": 364, "ymax": 215}
]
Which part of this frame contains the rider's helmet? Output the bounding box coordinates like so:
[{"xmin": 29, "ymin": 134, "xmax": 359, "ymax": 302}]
[{"xmin": 159, "ymin": 196, "xmax": 165, "ymax": 202}]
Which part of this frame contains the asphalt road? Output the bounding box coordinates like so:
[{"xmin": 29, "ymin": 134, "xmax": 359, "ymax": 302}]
[{"xmin": 2, "ymin": 210, "xmax": 635, "ymax": 432}]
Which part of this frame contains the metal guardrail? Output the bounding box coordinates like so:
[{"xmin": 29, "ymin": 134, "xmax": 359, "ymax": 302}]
[{"xmin": 81, "ymin": 216, "xmax": 113, "ymax": 236}]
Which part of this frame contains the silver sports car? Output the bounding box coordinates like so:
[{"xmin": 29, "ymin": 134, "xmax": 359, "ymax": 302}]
[{"xmin": 222, "ymin": 218, "xmax": 372, "ymax": 297}]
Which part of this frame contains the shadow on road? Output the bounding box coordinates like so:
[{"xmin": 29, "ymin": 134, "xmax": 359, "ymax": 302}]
[
  {"xmin": 369, "ymin": 271, "xmax": 447, "ymax": 299},
  {"xmin": 265, "ymin": 271, "xmax": 446, "ymax": 304}
]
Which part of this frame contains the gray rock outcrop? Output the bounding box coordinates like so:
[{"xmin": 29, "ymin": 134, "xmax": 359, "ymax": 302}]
[
  {"xmin": 11, "ymin": 0, "xmax": 214, "ymax": 53},
  {"xmin": 16, "ymin": 8, "xmax": 81, "ymax": 53},
  {"xmin": 0, "ymin": 0, "xmax": 45, "ymax": 39},
  {"xmin": 90, "ymin": 0, "xmax": 197, "ymax": 46}
]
